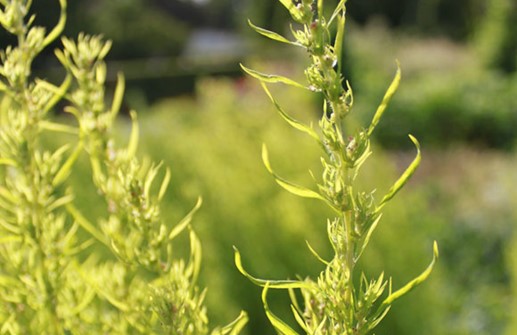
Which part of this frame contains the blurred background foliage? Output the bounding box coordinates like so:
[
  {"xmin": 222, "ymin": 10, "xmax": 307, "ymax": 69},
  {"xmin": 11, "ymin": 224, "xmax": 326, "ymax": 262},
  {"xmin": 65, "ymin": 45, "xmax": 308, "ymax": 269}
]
[{"xmin": 9, "ymin": 0, "xmax": 517, "ymax": 334}]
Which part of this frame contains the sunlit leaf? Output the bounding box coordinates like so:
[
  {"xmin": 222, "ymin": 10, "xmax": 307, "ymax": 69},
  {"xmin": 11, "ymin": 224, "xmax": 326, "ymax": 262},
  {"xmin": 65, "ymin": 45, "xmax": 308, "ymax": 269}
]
[
  {"xmin": 381, "ymin": 241, "xmax": 439, "ymax": 306},
  {"xmin": 262, "ymin": 144, "xmax": 325, "ymax": 200},
  {"xmin": 378, "ymin": 135, "xmax": 420, "ymax": 209},
  {"xmin": 233, "ymin": 247, "xmax": 313, "ymax": 289},
  {"xmin": 241, "ymin": 64, "xmax": 307, "ymax": 89},
  {"xmin": 259, "ymin": 82, "xmax": 321, "ymax": 143},
  {"xmin": 248, "ymin": 19, "xmax": 299, "ymax": 46},
  {"xmin": 368, "ymin": 63, "xmax": 401, "ymax": 136},
  {"xmin": 169, "ymin": 197, "xmax": 202, "ymax": 240},
  {"xmin": 262, "ymin": 283, "xmax": 301, "ymax": 335}
]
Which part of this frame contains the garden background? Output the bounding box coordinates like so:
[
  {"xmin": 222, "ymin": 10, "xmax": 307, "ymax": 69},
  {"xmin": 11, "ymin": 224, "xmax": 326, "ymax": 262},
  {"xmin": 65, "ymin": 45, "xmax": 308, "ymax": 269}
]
[{"xmin": 4, "ymin": 0, "xmax": 516, "ymax": 334}]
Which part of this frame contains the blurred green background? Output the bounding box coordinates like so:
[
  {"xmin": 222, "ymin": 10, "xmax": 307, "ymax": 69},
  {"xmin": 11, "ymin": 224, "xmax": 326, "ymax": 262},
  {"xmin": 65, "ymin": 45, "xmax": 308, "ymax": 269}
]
[{"xmin": 15, "ymin": 0, "xmax": 517, "ymax": 334}]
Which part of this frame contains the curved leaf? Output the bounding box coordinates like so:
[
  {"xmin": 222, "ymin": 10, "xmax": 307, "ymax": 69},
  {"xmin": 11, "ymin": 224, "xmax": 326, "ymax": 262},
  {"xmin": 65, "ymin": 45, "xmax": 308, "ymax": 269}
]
[
  {"xmin": 248, "ymin": 19, "xmax": 299, "ymax": 46},
  {"xmin": 241, "ymin": 64, "xmax": 307, "ymax": 89},
  {"xmin": 381, "ymin": 241, "xmax": 439, "ymax": 306},
  {"xmin": 233, "ymin": 247, "xmax": 313, "ymax": 290},
  {"xmin": 378, "ymin": 135, "xmax": 420, "ymax": 209},
  {"xmin": 42, "ymin": 0, "xmax": 67, "ymax": 47},
  {"xmin": 262, "ymin": 144, "xmax": 324, "ymax": 200},
  {"xmin": 368, "ymin": 62, "xmax": 401, "ymax": 136},
  {"xmin": 279, "ymin": 0, "xmax": 304, "ymax": 23},
  {"xmin": 169, "ymin": 197, "xmax": 202, "ymax": 240},
  {"xmin": 260, "ymin": 82, "xmax": 320, "ymax": 143},
  {"xmin": 262, "ymin": 283, "xmax": 301, "ymax": 335}
]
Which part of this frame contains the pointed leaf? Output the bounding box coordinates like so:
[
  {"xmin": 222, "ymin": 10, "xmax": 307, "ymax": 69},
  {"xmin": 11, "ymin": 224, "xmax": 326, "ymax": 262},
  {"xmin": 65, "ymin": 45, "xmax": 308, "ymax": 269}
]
[
  {"xmin": 43, "ymin": 0, "xmax": 67, "ymax": 47},
  {"xmin": 279, "ymin": 0, "xmax": 305, "ymax": 23},
  {"xmin": 66, "ymin": 203, "xmax": 108, "ymax": 246},
  {"xmin": 262, "ymin": 283, "xmax": 301, "ymax": 335},
  {"xmin": 169, "ymin": 197, "xmax": 202, "ymax": 240},
  {"xmin": 248, "ymin": 19, "xmax": 299, "ymax": 46},
  {"xmin": 126, "ymin": 110, "xmax": 139, "ymax": 159},
  {"xmin": 368, "ymin": 63, "xmax": 401, "ymax": 136},
  {"xmin": 186, "ymin": 228, "xmax": 202, "ymax": 284},
  {"xmin": 233, "ymin": 246, "xmax": 313, "ymax": 289},
  {"xmin": 378, "ymin": 135, "xmax": 420, "ymax": 209},
  {"xmin": 158, "ymin": 167, "xmax": 171, "ymax": 201},
  {"xmin": 260, "ymin": 82, "xmax": 320, "ymax": 143},
  {"xmin": 262, "ymin": 144, "xmax": 325, "ymax": 200},
  {"xmin": 212, "ymin": 311, "xmax": 249, "ymax": 335},
  {"xmin": 381, "ymin": 241, "xmax": 439, "ymax": 306},
  {"xmin": 39, "ymin": 121, "xmax": 78, "ymax": 135},
  {"xmin": 53, "ymin": 142, "xmax": 83, "ymax": 187},
  {"xmin": 306, "ymin": 240, "xmax": 330, "ymax": 265},
  {"xmin": 110, "ymin": 72, "xmax": 125, "ymax": 120},
  {"xmin": 241, "ymin": 64, "xmax": 307, "ymax": 89}
]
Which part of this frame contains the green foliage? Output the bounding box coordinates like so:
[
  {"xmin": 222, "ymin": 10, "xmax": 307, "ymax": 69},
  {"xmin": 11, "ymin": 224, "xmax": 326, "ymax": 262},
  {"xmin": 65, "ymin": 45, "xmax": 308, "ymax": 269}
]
[
  {"xmin": 236, "ymin": 1, "xmax": 437, "ymax": 334},
  {"xmin": 0, "ymin": 0, "xmax": 246, "ymax": 333}
]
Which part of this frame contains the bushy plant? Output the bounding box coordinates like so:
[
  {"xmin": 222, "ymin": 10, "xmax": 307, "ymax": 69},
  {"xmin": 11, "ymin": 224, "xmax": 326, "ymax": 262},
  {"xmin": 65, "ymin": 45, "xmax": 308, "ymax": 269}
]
[
  {"xmin": 0, "ymin": 0, "xmax": 246, "ymax": 333},
  {"xmin": 234, "ymin": 0, "xmax": 438, "ymax": 334}
]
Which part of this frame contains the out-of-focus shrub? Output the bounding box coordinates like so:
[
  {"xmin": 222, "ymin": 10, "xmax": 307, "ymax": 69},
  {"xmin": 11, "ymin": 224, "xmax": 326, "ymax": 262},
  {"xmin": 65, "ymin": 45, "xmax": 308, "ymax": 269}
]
[{"xmin": 345, "ymin": 22, "xmax": 517, "ymax": 150}]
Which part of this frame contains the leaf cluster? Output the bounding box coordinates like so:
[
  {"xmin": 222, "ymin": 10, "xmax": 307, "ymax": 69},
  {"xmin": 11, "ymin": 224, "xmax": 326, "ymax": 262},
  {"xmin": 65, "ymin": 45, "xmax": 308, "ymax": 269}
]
[
  {"xmin": 236, "ymin": 1, "xmax": 438, "ymax": 334},
  {"xmin": 0, "ymin": 1, "xmax": 247, "ymax": 333}
]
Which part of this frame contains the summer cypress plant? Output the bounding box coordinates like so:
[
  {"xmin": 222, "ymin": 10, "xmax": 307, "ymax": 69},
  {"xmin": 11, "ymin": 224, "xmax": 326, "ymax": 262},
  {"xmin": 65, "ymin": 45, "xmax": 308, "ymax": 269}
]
[
  {"xmin": 0, "ymin": 0, "xmax": 247, "ymax": 333},
  {"xmin": 234, "ymin": 0, "xmax": 438, "ymax": 334}
]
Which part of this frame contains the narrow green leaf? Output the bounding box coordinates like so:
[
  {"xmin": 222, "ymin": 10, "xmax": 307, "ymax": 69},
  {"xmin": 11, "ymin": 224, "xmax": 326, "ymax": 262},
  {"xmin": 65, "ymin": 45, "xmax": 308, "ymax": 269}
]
[
  {"xmin": 186, "ymin": 228, "xmax": 202, "ymax": 284},
  {"xmin": 368, "ymin": 305, "xmax": 391, "ymax": 331},
  {"xmin": 368, "ymin": 62, "xmax": 401, "ymax": 136},
  {"xmin": 291, "ymin": 304, "xmax": 309, "ymax": 332},
  {"xmin": 143, "ymin": 162, "xmax": 162, "ymax": 199},
  {"xmin": 39, "ymin": 121, "xmax": 78, "ymax": 135},
  {"xmin": 306, "ymin": 240, "xmax": 330, "ymax": 265},
  {"xmin": 278, "ymin": 0, "xmax": 304, "ymax": 22},
  {"xmin": 213, "ymin": 311, "xmax": 249, "ymax": 335},
  {"xmin": 110, "ymin": 72, "xmax": 125, "ymax": 120},
  {"xmin": 262, "ymin": 144, "xmax": 325, "ymax": 200},
  {"xmin": 241, "ymin": 64, "xmax": 307, "ymax": 89},
  {"xmin": 334, "ymin": 12, "xmax": 346, "ymax": 74},
  {"xmin": 69, "ymin": 287, "xmax": 96, "ymax": 316},
  {"xmin": 41, "ymin": 74, "xmax": 71, "ymax": 114},
  {"xmin": 378, "ymin": 135, "xmax": 420, "ymax": 209},
  {"xmin": 158, "ymin": 167, "xmax": 171, "ymax": 201},
  {"xmin": 66, "ymin": 203, "xmax": 108, "ymax": 247},
  {"xmin": 52, "ymin": 142, "xmax": 83, "ymax": 187},
  {"xmin": 0, "ymin": 158, "xmax": 16, "ymax": 167},
  {"xmin": 233, "ymin": 247, "xmax": 313, "ymax": 289},
  {"xmin": 354, "ymin": 214, "xmax": 382, "ymax": 262},
  {"xmin": 329, "ymin": 0, "xmax": 347, "ymax": 25},
  {"xmin": 262, "ymin": 283, "xmax": 301, "ymax": 335},
  {"xmin": 248, "ymin": 19, "xmax": 298, "ymax": 46},
  {"xmin": 169, "ymin": 197, "xmax": 202, "ymax": 240},
  {"xmin": 126, "ymin": 110, "xmax": 139, "ymax": 159},
  {"xmin": 381, "ymin": 241, "xmax": 439, "ymax": 306},
  {"xmin": 260, "ymin": 82, "xmax": 320, "ymax": 143},
  {"xmin": 47, "ymin": 193, "xmax": 74, "ymax": 212},
  {"xmin": 42, "ymin": 0, "xmax": 67, "ymax": 47}
]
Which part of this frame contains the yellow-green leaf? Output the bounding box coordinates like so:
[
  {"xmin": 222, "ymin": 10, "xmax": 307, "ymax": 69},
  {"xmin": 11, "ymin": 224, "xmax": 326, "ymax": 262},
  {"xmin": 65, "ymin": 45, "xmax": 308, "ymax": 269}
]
[
  {"xmin": 378, "ymin": 135, "xmax": 420, "ymax": 209},
  {"xmin": 381, "ymin": 241, "xmax": 439, "ymax": 306},
  {"xmin": 262, "ymin": 144, "xmax": 325, "ymax": 200},
  {"xmin": 234, "ymin": 247, "xmax": 312, "ymax": 289},
  {"xmin": 368, "ymin": 63, "xmax": 401, "ymax": 136},
  {"xmin": 260, "ymin": 82, "xmax": 320, "ymax": 143},
  {"xmin": 241, "ymin": 64, "xmax": 307, "ymax": 89},
  {"xmin": 262, "ymin": 283, "xmax": 301, "ymax": 335},
  {"xmin": 248, "ymin": 19, "xmax": 299, "ymax": 45},
  {"xmin": 169, "ymin": 197, "xmax": 202, "ymax": 240}
]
